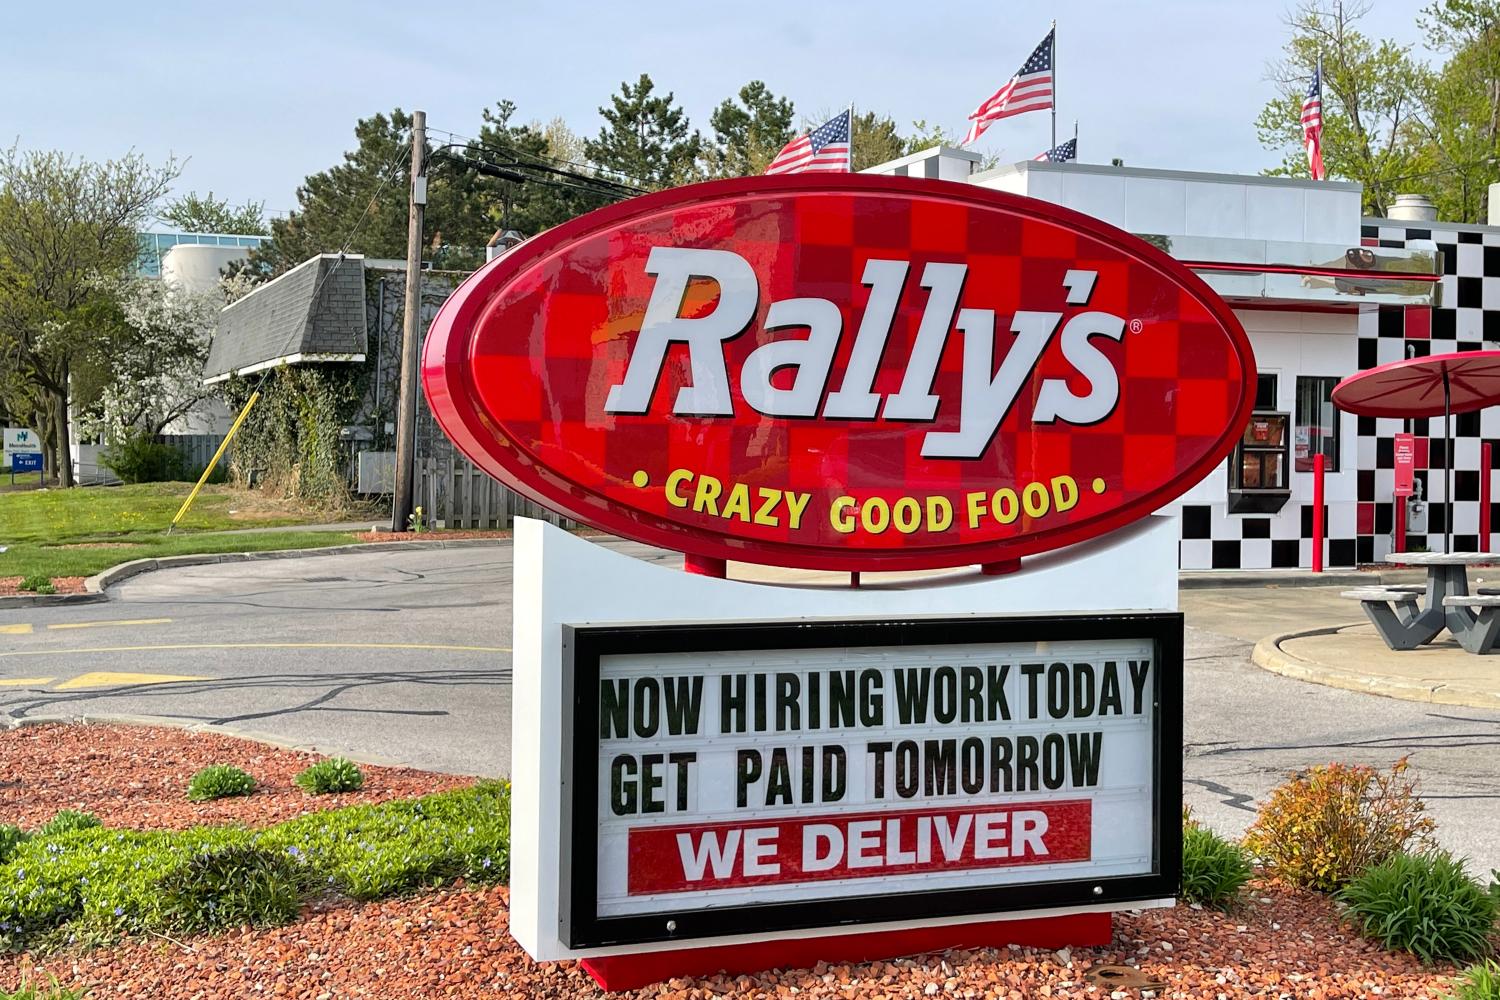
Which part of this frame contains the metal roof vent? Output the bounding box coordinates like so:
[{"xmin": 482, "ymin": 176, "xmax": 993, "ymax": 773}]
[{"xmin": 1389, "ymin": 193, "xmax": 1438, "ymax": 222}]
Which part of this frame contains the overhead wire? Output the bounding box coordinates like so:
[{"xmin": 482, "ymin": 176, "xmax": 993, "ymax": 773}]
[
  {"xmin": 427, "ymin": 126, "xmax": 644, "ymax": 193},
  {"xmin": 307, "ymin": 139, "xmax": 413, "ymax": 306}
]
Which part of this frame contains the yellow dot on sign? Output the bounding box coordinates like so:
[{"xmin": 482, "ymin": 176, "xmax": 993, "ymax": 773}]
[
  {"xmin": 1092, "ymin": 478, "xmax": 1107, "ymax": 494},
  {"xmin": 631, "ymin": 470, "xmax": 649, "ymax": 488}
]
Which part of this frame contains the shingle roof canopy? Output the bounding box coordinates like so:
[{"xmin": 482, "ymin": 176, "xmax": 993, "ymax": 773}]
[{"xmin": 204, "ymin": 254, "xmax": 368, "ymax": 381}]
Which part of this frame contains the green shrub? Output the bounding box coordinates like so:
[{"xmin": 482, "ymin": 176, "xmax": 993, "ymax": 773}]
[
  {"xmin": 158, "ymin": 845, "xmax": 304, "ymax": 933},
  {"xmin": 101, "ymin": 433, "xmax": 187, "ymax": 484},
  {"xmin": 0, "ymin": 974, "xmax": 90, "ymax": 999},
  {"xmin": 1244, "ymin": 758, "xmax": 1434, "ymax": 891},
  {"xmin": 0, "ymin": 782, "xmax": 510, "ymax": 953},
  {"xmin": 17, "ymin": 575, "xmax": 51, "ymax": 593},
  {"xmin": 0, "ymin": 825, "xmax": 27, "ymax": 865},
  {"xmin": 294, "ymin": 757, "xmax": 364, "ymax": 795},
  {"xmin": 1181, "ymin": 824, "xmax": 1253, "ymax": 908},
  {"xmin": 186, "ymin": 765, "xmax": 257, "ymax": 802},
  {"xmin": 1450, "ymin": 959, "xmax": 1500, "ymax": 1000},
  {"xmin": 37, "ymin": 812, "xmax": 101, "ymax": 837},
  {"xmin": 1337, "ymin": 851, "xmax": 1497, "ymax": 965}
]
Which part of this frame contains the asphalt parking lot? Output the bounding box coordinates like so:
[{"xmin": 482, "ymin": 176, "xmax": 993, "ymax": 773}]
[{"xmin": 2, "ymin": 541, "xmax": 1496, "ymax": 871}]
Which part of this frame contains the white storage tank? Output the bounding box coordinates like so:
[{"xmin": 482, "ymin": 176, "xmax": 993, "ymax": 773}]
[{"xmin": 161, "ymin": 242, "xmax": 250, "ymax": 294}]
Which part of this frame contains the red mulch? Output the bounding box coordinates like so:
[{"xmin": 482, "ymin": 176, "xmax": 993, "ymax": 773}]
[
  {"xmin": 0, "ymin": 724, "xmax": 1460, "ymax": 999},
  {"xmin": 0, "ymin": 884, "xmax": 1456, "ymax": 999},
  {"xmin": 358, "ymin": 529, "xmax": 511, "ymax": 543},
  {"xmin": 0, "ymin": 576, "xmax": 85, "ymax": 597},
  {"xmin": 0, "ymin": 723, "xmax": 471, "ymax": 831}
]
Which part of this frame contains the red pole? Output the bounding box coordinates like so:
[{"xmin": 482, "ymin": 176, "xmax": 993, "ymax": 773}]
[
  {"xmin": 1312, "ymin": 452, "xmax": 1325, "ymax": 573},
  {"xmin": 1483, "ymin": 442, "xmax": 1493, "ymax": 552},
  {"xmin": 1394, "ymin": 493, "xmax": 1407, "ymax": 557}
]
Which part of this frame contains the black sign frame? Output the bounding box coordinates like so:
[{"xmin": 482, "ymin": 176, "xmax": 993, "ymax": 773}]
[{"xmin": 562, "ymin": 612, "xmax": 1183, "ymax": 950}]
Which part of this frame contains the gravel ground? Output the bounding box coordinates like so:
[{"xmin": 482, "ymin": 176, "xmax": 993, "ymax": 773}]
[
  {"xmin": 0, "ymin": 576, "xmax": 84, "ymax": 597},
  {"xmin": 357, "ymin": 530, "xmax": 512, "ymax": 543},
  {"xmin": 0, "ymin": 723, "xmax": 471, "ymax": 830},
  {"xmin": 0, "ymin": 724, "xmax": 1464, "ymax": 998},
  {"xmin": 0, "ymin": 884, "xmax": 1456, "ymax": 999}
]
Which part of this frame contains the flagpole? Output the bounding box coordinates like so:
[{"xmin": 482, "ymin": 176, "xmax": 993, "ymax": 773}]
[
  {"xmin": 1316, "ymin": 55, "xmax": 1324, "ymax": 180},
  {"xmin": 848, "ymin": 101, "xmax": 856, "ymax": 171},
  {"xmin": 1050, "ymin": 19, "xmax": 1057, "ymax": 151}
]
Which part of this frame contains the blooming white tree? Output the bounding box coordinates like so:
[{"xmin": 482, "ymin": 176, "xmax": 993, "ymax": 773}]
[{"xmin": 84, "ymin": 275, "xmax": 219, "ymax": 440}]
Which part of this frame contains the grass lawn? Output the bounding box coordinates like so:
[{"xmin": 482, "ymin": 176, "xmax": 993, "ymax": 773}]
[
  {"xmin": 0, "ymin": 530, "xmax": 362, "ymax": 581},
  {"xmin": 0, "ymin": 483, "xmax": 363, "ymax": 583},
  {"xmin": 0, "ymin": 471, "xmax": 41, "ymax": 491}
]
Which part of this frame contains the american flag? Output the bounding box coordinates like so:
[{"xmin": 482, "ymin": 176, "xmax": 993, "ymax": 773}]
[
  {"xmin": 1302, "ymin": 62, "xmax": 1326, "ymax": 181},
  {"xmin": 1034, "ymin": 137, "xmax": 1077, "ymax": 162},
  {"xmin": 963, "ymin": 29, "xmax": 1055, "ymax": 146},
  {"xmin": 765, "ymin": 109, "xmax": 852, "ymax": 175}
]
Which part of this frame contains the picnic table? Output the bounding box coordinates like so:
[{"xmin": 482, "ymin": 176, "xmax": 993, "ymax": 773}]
[{"xmin": 1342, "ymin": 552, "xmax": 1500, "ymax": 653}]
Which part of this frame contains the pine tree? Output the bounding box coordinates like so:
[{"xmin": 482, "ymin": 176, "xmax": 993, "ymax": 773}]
[
  {"xmin": 707, "ymin": 81, "xmax": 795, "ymax": 177},
  {"xmin": 584, "ymin": 74, "xmax": 703, "ymax": 189}
]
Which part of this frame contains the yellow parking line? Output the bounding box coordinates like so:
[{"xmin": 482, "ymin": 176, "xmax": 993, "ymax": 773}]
[
  {"xmin": 0, "ymin": 642, "xmax": 511, "ymax": 658},
  {"xmin": 0, "ymin": 623, "xmax": 33, "ymax": 635},
  {"xmin": 54, "ymin": 671, "xmax": 208, "ymax": 691},
  {"xmin": 0, "ymin": 677, "xmax": 52, "ymax": 687},
  {"xmin": 46, "ymin": 618, "xmax": 172, "ymax": 631}
]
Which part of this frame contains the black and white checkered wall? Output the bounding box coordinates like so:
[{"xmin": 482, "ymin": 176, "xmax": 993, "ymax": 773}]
[{"xmin": 1177, "ymin": 218, "xmax": 1500, "ymax": 570}]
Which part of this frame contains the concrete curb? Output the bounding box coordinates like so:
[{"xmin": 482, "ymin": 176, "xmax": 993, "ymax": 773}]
[
  {"xmin": 0, "ymin": 589, "xmax": 108, "ymax": 609},
  {"xmin": 1180, "ymin": 571, "xmax": 1369, "ymax": 590},
  {"xmin": 0, "ymin": 537, "xmax": 515, "ymax": 611},
  {"xmin": 0, "ymin": 712, "xmax": 486, "ymax": 775},
  {"xmin": 1251, "ymin": 626, "xmax": 1500, "ymax": 710}
]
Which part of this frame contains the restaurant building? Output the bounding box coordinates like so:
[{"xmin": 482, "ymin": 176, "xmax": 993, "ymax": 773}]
[{"xmin": 868, "ymin": 147, "xmax": 1489, "ymax": 570}]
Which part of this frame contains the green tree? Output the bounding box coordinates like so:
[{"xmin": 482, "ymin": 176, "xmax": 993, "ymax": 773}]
[
  {"xmin": 904, "ymin": 119, "xmax": 963, "ymax": 155},
  {"xmin": 249, "ymin": 109, "xmax": 493, "ymax": 276},
  {"xmin": 1255, "ymin": 0, "xmax": 1428, "ymax": 216},
  {"xmin": 466, "ymin": 100, "xmax": 615, "ymax": 243},
  {"xmin": 707, "ymin": 81, "xmax": 796, "ymax": 177},
  {"xmin": 158, "ymin": 191, "xmax": 267, "ymax": 235},
  {"xmin": 1414, "ymin": 0, "xmax": 1500, "ymax": 221},
  {"xmin": 850, "ymin": 110, "xmax": 909, "ymax": 171},
  {"xmin": 0, "ymin": 147, "xmax": 178, "ymax": 486},
  {"xmin": 82, "ymin": 275, "xmax": 220, "ymax": 438},
  {"xmin": 584, "ymin": 74, "xmax": 704, "ymax": 189}
]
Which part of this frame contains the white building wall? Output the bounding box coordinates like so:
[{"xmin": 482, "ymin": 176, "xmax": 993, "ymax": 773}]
[
  {"xmin": 1173, "ymin": 311, "xmax": 1359, "ymax": 570},
  {"xmin": 972, "ymin": 162, "xmax": 1362, "ymax": 244}
]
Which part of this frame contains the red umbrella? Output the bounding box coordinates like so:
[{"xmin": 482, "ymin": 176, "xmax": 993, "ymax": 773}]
[{"xmin": 1333, "ymin": 351, "xmax": 1500, "ymax": 552}]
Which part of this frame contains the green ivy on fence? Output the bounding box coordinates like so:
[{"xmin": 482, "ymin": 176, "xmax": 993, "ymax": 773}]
[{"xmin": 219, "ymin": 362, "xmax": 371, "ymax": 506}]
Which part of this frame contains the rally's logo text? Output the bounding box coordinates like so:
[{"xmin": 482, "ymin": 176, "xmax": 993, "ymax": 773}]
[{"xmin": 605, "ymin": 247, "xmax": 1125, "ymax": 460}]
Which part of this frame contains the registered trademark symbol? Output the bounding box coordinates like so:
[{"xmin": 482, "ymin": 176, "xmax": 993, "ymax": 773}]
[{"xmin": 1128, "ymin": 318, "xmax": 1144, "ymax": 334}]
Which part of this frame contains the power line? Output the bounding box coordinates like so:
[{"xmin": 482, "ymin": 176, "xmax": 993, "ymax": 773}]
[
  {"xmin": 428, "ymin": 126, "xmax": 645, "ymax": 196},
  {"xmin": 307, "ymin": 139, "xmax": 413, "ymax": 306},
  {"xmin": 428, "ymin": 126, "xmax": 635, "ymax": 186}
]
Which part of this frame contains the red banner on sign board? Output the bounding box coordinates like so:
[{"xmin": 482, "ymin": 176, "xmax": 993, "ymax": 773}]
[
  {"xmin": 423, "ymin": 174, "xmax": 1255, "ymax": 570},
  {"xmin": 626, "ymin": 801, "xmax": 1092, "ymax": 896}
]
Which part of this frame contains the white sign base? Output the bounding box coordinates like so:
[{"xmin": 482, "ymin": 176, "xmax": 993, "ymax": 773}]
[{"xmin": 510, "ymin": 515, "xmax": 1179, "ymax": 963}]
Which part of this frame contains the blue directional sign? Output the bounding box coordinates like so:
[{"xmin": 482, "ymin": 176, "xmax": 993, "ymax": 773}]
[{"xmin": 9, "ymin": 451, "xmax": 41, "ymax": 473}]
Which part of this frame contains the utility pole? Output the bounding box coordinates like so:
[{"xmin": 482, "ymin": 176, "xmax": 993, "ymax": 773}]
[{"xmin": 392, "ymin": 109, "xmax": 427, "ymax": 532}]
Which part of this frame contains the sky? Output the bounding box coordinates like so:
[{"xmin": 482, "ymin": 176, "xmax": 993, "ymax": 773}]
[{"xmin": 0, "ymin": 0, "xmax": 1435, "ymax": 225}]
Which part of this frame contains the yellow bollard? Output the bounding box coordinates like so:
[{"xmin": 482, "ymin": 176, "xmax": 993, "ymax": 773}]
[{"xmin": 167, "ymin": 390, "xmax": 260, "ymax": 534}]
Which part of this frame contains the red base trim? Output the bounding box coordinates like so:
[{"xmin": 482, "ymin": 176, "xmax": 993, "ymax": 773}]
[
  {"xmin": 980, "ymin": 559, "xmax": 1022, "ymax": 576},
  {"xmin": 683, "ymin": 554, "xmax": 727, "ymax": 577},
  {"xmin": 579, "ymin": 912, "xmax": 1112, "ymax": 992}
]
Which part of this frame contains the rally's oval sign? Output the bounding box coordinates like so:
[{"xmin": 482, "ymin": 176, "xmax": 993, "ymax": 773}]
[{"xmin": 423, "ymin": 173, "xmax": 1255, "ymax": 571}]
